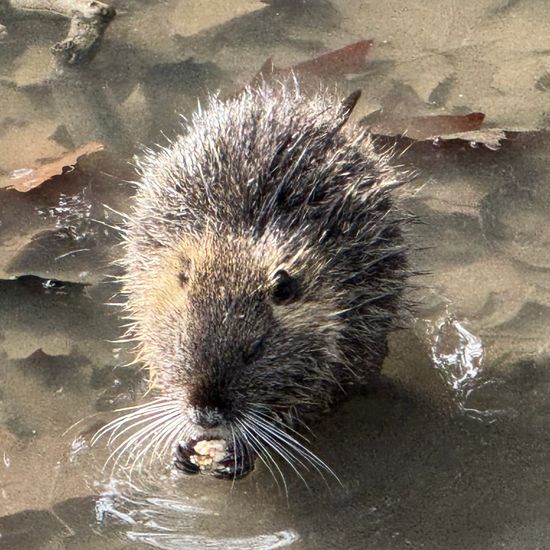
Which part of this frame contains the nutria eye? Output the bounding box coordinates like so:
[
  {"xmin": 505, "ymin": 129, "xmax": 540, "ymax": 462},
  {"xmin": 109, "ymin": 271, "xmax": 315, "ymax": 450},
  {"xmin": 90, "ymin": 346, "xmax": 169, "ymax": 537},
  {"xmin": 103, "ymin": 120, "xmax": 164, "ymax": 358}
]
[
  {"xmin": 271, "ymin": 270, "xmax": 300, "ymax": 305},
  {"xmin": 178, "ymin": 258, "xmax": 193, "ymax": 286},
  {"xmin": 178, "ymin": 272, "xmax": 190, "ymax": 286}
]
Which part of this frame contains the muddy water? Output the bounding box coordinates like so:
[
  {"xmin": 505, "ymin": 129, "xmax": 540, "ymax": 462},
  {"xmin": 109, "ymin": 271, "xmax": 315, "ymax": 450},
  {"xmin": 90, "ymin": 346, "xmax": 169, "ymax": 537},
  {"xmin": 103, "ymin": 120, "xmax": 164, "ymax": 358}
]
[{"xmin": 1, "ymin": 1, "xmax": 550, "ymax": 549}]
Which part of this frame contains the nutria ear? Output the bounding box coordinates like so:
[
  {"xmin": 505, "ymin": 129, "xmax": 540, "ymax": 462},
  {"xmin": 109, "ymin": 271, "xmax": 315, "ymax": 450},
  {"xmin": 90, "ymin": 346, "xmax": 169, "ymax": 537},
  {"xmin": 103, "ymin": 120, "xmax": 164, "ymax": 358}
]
[{"xmin": 339, "ymin": 89, "xmax": 362, "ymax": 122}]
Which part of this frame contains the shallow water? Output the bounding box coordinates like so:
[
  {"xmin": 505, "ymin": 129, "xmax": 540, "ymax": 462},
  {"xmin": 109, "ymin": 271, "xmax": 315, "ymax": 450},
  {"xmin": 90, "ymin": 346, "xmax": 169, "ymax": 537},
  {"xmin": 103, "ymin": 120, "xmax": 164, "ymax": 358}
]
[{"xmin": 1, "ymin": 1, "xmax": 550, "ymax": 548}]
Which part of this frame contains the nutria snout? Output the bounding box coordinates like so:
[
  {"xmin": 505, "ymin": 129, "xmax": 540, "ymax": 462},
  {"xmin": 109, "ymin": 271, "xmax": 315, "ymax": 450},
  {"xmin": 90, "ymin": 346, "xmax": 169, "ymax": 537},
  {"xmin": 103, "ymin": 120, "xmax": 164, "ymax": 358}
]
[{"xmin": 100, "ymin": 82, "xmax": 409, "ymax": 482}]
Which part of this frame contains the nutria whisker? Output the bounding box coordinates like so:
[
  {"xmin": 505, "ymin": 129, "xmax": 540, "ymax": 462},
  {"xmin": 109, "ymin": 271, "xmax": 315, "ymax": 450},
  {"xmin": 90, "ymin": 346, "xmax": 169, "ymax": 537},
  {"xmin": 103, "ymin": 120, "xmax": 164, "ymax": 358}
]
[
  {"xmin": 130, "ymin": 416, "xmax": 188, "ymax": 478},
  {"xmin": 235, "ymin": 418, "xmax": 287, "ymax": 497},
  {"xmin": 244, "ymin": 417, "xmax": 312, "ymax": 492},
  {"xmin": 149, "ymin": 421, "xmax": 190, "ymax": 471},
  {"xmin": 286, "ymin": 410, "xmax": 316, "ymax": 439},
  {"xmin": 248, "ymin": 405, "xmax": 311, "ymax": 444},
  {"xmin": 244, "ymin": 411, "xmax": 342, "ymax": 487},
  {"xmin": 244, "ymin": 414, "xmax": 311, "ymax": 475},
  {"xmin": 109, "ymin": 412, "xmax": 182, "ymax": 474},
  {"xmin": 91, "ymin": 399, "xmax": 180, "ymax": 446},
  {"xmin": 104, "ymin": 409, "xmax": 182, "ymax": 474},
  {"xmin": 243, "ymin": 416, "xmax": 316, "ymax": 480},
  {"xmin": 106, "ymin": 410, "xmax": 178, "ymax": 451},
  {"xmin": 229, "ymin": 425, "xmax": 238, "ymax": 488},
  {"xmin": 129, "ymin": 414, "xmax": 183, "ymax": 472},
  {"xmin": 98, "ymin": 396, "xmax": 176, "ymax": 415},
  {"xmin": 96, "ymin": 404, "xmax": 180, "ymax": 447}
]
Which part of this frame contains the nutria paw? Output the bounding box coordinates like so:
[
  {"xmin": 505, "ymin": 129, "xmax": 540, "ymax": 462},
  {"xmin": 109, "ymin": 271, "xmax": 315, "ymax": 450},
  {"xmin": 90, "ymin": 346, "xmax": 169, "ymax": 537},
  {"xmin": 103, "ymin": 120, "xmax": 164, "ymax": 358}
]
[{"xmin": 174, "ymin": 440, "xmax": 255, "ymax": 480}]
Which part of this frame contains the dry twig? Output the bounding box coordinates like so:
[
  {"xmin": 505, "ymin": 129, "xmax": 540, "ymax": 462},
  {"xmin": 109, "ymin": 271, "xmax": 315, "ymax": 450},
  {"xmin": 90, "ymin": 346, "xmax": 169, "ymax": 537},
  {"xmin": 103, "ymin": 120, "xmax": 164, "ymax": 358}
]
[{"xmin": 2, "ymin": 0, "xmax": 115, "ymax": 64}]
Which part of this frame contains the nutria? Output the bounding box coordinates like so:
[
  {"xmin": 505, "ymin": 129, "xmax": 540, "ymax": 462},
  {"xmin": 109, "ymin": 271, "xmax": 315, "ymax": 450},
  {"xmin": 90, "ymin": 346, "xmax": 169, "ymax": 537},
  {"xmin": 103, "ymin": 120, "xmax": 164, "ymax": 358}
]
[{"xmin": 98, "ymin": 83, "xmax": 409, "ymax": 482}]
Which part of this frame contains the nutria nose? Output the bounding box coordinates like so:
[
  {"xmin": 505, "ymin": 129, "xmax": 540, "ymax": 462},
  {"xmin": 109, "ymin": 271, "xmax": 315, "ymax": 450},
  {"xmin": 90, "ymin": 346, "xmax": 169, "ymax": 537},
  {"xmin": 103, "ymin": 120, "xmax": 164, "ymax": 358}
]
[{"xmin": 192, "ymin": 407, "xmax": 222, "ymax": 429}]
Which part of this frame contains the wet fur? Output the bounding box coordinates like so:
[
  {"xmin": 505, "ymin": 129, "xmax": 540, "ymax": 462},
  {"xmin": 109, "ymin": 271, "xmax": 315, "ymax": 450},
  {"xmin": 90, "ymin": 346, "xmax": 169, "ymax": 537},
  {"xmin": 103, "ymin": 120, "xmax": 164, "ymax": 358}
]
[{"xmin": 119, "ymin": 83, "xmax": 409, "ymax": 458}]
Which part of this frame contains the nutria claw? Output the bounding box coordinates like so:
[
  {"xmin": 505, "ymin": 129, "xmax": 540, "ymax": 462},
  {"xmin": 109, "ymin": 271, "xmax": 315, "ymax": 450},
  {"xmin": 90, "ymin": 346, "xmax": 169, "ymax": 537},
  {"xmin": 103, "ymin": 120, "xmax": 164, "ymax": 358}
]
[
  {"xmin": 174, "ymin": 442, "xmax": 255, "ymax": 480},
  {"xmin": 211, "ymin": 442, "xmax": 256, "ymax": 480},
  {"xmin": 174, "ymin": 443, "xmax": 200, "ymax": 475}
]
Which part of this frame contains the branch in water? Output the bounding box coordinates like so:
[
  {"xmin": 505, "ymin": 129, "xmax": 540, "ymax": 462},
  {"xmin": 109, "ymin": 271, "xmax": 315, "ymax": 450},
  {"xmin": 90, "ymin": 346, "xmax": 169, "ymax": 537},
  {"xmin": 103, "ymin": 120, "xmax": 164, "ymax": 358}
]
[{"xmin": 6, "ymin": 0, "xmax": 116, "ymax": 64}]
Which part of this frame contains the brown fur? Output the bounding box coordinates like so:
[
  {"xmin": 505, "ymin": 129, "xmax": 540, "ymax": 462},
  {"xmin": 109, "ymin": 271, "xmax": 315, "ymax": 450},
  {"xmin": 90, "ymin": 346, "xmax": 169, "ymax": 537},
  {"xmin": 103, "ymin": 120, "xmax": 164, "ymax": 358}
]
[{"xmin": 118, "ymin": 82, "xmax": 409, "ymax": 477}]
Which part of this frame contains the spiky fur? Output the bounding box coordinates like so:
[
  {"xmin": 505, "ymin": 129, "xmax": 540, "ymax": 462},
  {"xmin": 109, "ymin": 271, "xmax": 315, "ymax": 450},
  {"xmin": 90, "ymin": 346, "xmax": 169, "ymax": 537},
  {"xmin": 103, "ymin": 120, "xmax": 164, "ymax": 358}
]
[{"xmin": 119, "ymin": 82, "xmax": 409, "ymax": 458}]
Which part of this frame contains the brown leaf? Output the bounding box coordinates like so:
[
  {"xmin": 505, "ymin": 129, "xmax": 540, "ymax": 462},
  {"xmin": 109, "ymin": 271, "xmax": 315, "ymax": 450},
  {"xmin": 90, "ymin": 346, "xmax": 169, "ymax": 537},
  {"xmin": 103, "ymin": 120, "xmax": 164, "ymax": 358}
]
[
  {"xmin": 292, "ymin": 40, "xmax": 373, "ymax": 79},
  {"xmin": 436, "ymin": 128, "xmax": 507, "ymax": 150},
  {"xmin": 365, "ymin": 112, "xmax": 508, "ymax": 149},
  {"xmin": 367, "ymin": 112, "xmax": 485, "ymax": 141},
  {"xmin": 253, "ymin": 40, "xmax": 373, "ymax": 85},
  {"xmin": 0, "ymin": 142, "xmax": 104, "ymax": 192}
]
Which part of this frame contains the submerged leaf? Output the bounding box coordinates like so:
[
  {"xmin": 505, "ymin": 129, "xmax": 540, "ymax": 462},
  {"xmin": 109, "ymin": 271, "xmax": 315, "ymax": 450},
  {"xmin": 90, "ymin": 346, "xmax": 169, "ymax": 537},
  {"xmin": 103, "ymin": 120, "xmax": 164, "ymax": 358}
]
[
  {"xmin": 253, "ymin": 40, "xmax": 373, "ymax": 84},
  {"xmin": 367, "ymin": 112, "xmax": 485, "ymax": 140},
  {"xmin": 1, "ymin": 142, "xmax": 104, "ymax": 192},
  {"xmin": 291, "ymin": 40, "xmax": 373, "ymax": 79},
  {"xmin": 364, "ymin": 112, "xmax": 507, "ymax": 149}
]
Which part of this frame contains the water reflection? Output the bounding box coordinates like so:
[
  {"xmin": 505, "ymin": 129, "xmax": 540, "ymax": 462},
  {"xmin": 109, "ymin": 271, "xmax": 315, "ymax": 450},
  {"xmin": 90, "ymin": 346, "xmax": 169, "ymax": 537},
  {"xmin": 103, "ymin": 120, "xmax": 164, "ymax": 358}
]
[
  {"xmin": 428, "ymin": 316, "xmax": 505, "ymax": 420},
  {"xmin": 97, "ymin": 479, "xmax": 299, "ymax": 550},
  {"xmin": 91, "ymin": 469, "xmax": 300, "ymax": 549}
]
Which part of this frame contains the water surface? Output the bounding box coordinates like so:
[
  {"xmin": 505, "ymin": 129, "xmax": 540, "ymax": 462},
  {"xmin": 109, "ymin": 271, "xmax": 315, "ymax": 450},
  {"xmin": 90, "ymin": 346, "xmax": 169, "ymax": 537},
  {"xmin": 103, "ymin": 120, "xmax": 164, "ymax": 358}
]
[{"xmin": 1, "ymin": 1, "xmax": 550, "ymax": 548}]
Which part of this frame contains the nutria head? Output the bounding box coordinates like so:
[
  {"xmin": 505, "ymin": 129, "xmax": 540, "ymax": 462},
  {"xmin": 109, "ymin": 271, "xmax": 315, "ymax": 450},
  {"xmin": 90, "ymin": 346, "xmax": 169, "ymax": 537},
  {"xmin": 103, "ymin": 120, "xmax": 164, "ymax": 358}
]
[
  {"xmin": 99, "ymin": 83, "xmax": 408, "ymax": 481},
  {"xmin": 119, "ymin": 229, "xmax": 346, "ymax": 478}
]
